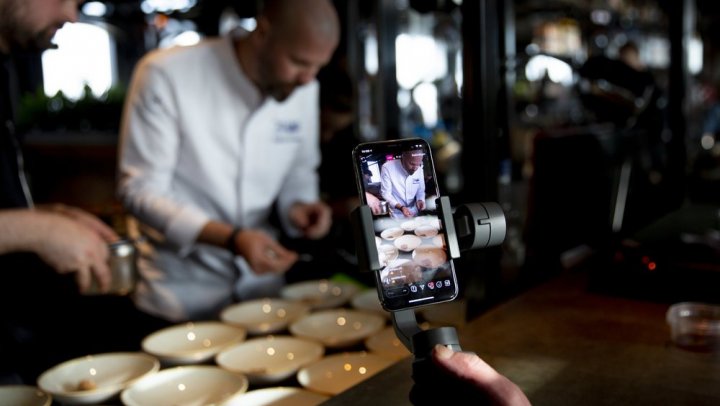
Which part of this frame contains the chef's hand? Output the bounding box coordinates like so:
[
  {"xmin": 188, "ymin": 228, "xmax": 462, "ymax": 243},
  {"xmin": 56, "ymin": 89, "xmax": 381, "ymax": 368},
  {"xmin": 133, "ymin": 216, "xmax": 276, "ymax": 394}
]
[
  {"xmin": 35, "ymin": 213, "xmax": 113, "ymax": 293},
  {"xmin": 289, "ymin": 201, "xmax": 332, "ymax": 239},
  {"xmin": 431, "ymin": 345, "xmax": 531, "ymax": 406},
  {"xmin": 39, "ymin": 204, "xmax": 120, "ymax": 243},
  {"xmin": 366, "ymin": 193, "xmax": 382, "ymax": 215},
  {"xmin": 232, "ymin": 229, "xmax": 298, "ymax": 274},
  {"xmin": 400, "ymin": 206, "xmax": 413, "ymax": 218},
  {"xmin": 416, "ymin": 199, "xmax": 426, "ymax": 212}
]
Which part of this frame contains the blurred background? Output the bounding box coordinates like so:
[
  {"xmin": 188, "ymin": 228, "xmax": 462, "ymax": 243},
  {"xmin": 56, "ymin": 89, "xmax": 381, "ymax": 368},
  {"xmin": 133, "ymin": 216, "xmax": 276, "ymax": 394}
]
[{"xmin": 9, "ymin": 0, "xmax": 720, "ymax": 315}]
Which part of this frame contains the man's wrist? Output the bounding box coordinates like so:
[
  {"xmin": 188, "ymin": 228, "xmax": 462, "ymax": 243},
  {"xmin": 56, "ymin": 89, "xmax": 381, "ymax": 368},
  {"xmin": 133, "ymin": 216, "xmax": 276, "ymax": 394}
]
[
  {"xmin": 396, "ymin": 203, "xmax": 403, "ymax": 210},
  {"xmin": 225, "ymin": 227, "xmax": 243, "ymax": 255}
]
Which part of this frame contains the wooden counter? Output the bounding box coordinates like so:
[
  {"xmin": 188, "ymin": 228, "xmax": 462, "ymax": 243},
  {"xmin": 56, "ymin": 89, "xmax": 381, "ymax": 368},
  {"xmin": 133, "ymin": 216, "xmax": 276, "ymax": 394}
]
[{"xmin": 323, "ymin": 271, "xmax": 720, "ymax": 405}]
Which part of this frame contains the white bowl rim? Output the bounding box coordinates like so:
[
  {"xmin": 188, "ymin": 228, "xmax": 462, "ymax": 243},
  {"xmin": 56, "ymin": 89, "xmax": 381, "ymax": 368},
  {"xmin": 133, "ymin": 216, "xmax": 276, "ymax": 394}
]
[
  {"xmin": 215, "ymin": 335, "xmax": 325, "ymax": 375},
  {"xmin": 37, "ymin": 352, "xmax": 160, "ymax": 398},
  {"xmin": 141, "ymin": 321, "xmax": 247, "ymax": 358},
  {"xmin": 120, "ymin": 365, "xmax": 249, "ymax": 406}
]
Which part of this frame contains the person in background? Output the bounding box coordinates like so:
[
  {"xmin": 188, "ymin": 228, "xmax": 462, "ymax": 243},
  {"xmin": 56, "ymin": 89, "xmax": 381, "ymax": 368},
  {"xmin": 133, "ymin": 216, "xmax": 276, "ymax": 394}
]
[
  {"xmin": 118, "ymin": 0, "xmax": 336, "ymax": 323},
  {"xmin": 0, "ymin": 0, "xmax": 169, "ymax": 384},
  {"xmin": 317, "ymin": 62, "xmax": 381, "ymax": 219},
  {"xmin": 380, "ymin": 147, "xmax": 427, "ymax": 218}
]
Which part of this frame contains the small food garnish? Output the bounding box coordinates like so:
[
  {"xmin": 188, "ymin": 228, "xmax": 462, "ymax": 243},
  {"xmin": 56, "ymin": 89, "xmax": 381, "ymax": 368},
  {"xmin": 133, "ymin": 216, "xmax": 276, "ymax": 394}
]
[{"xmin": 77, "ymin": 379, "xmax": 97, "ymax": 391}]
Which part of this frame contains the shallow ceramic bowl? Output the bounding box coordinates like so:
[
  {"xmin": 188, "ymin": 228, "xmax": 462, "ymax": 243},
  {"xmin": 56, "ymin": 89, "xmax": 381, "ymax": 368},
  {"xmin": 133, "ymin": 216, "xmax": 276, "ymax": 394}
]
[
  {"xmin": 37, "ymin": 352, "xmax": 159, "ymax": 405},
  {"xmin": 365, "ymin": 326, "xmax": 412, "ymax": 361},
  {"xmin": 400, "ymin": 220, "xmax": 418, "ymax": 231},
  {"xmin": 412, "ymin": 246, "xmax": 448, "ymax": 268},
  {"xmin": 121, "ymin": 365, "xmax": 248, "ymax": 406},
  {"xmin": 296, "ymin": 352, "xmax": 394, "ymax": 396},
  {"xmin": 378, "ymin": 244, "xmax": 399, "ymax": 266},
  {"xmin": 220, "ymin": 298, "xmax": 310, "ymax": 335},
  {"xmin": 394, "ymin": 234, "xmax": 422, "ymax": 252},
  {"xmin": 280, "ymin": 279, "xmax": 360, "ymax": 310},
  {"xmin": 0, "ymin": 385, "xmax": 52, "ymax": 406},
  {"xmin": 289, "ymin": 309, "xmax": 385, "ymax": 349},
  {"xmin": 414, "ymin": 224, "xmax": 439, "ymax": 238},
  {"xmin": 141, "ymin": 321, "xmax": 246, "ymax": 365},
  {"xmin": 224, "ymin": 387, "xmax": 329, "ymax": 406},
  {"xmin": 379, "ymin": 227, "xmax": 404, "ymax": 241},
  {"xmin": 216, "ymin": 335, "xmax": 324, "ymax": 385}
]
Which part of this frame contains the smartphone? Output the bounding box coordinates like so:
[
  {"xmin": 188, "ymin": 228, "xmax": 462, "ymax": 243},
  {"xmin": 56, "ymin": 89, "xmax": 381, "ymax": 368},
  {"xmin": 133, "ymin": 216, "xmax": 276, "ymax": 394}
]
[{"xmin": 352, "ymin": 138, "xmax": 459, "ymax": 312}]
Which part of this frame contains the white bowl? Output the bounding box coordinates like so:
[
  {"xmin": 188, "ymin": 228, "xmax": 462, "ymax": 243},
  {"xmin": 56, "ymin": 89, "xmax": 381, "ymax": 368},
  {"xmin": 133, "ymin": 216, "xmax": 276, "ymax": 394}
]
[
  {"xmin": 289, "ymin": 309, "xmax": 385, "ymax": 349},
  {"xmin": 280, "ymin": 279, "xmax": 360, "ymax": 310},
  {"xmin": 0, "ymin": 385, "xmax": 52, "ymax": 406},
  {"xmin": 412, "ymin": 246, "xmax": 447, "ymax": 268},
  {"xmin": 394, "ymin": 235, "xmax": 422, "ymax": 252},
  {"xmin": 377, "ymin": 244, "xmax": 399, "ymax": 266},
  {"xmin": 350, "ymin": 289, "xmax": 388, "ymax": 318},
  {"xmin": 380, "ymin": 227, "xmax": 404, "ymax": 240},
  {"xmin": 141, "ymin": 321, "xmax": 246, "ymax": 365},
  {"xmin": 400, "ymin": 220, "xmax": 418, "ymax": 231},
  {"xmin": 365, "ymin": 326, "xmax": 412, "ymax": 360},
  {"xmin": 36, "ymin": 352, "xmax": 159, "ymax": 405},
  {"xmin": 431, "ymin": 234, "xmax": 445, "ymax": 248},
  {"xmin": 296, "ymin": 352, "xmax": 394, "ymax": 396},
  {"xmin": 121, "ymin": 365, "xmax": 248, "ymax": 406},
  {"xmin": 220, "ymin": 298, "xmax": 310, "ymax": 335},
  {"xmin": 224, "ymin": 387, "xmax": 329, "ymax": 406},
  {"xmin": 414, "ymin": 224, "xmax": 439, "ymax": 238},
  {"xmin": 215, "ymin": 335, "xmax": 324, "ymax": 385}
]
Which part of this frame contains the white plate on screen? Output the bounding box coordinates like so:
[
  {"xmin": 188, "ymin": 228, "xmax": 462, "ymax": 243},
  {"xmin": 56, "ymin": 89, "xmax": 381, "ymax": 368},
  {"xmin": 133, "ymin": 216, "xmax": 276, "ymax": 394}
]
[
  {"xmin": 215, "ymin": 335, "xmax": 324, "ymax": 385},
  {"xmin": 394, "ymin": 234, "xmax": 422, "ymax": 252},
  {"xmin": 289, "ymin": 309, "xmax": 385, "ymax": 349},
  {"xmin": 412, "ymin": 246, "xmax": 448, "ymax": 268},
  {"xmin": 296, "ymin": 352, "xmax": 394, "ymax": 396},
  {"xmin": 414, "ymin": 224, "xmax": 439, "ymax": 238},
  {"xmin": 380, "ymin": 227, "xmax": 404, "ymax": 241},
  {"xmin": 400, "ymin": 220, "xmax": 418, "ymax": 231},
  {"xmin": 223, "ymin": 387, "xmax": 329, "ymax": 406},
  {"xmin": 431, "ymin": 234, "xmax": 445, "ymax": 248},
  {"xmin": 280, "ymin": 279, "xmax": 360, "ymax": 310},
  {"xmin": 378, "ymin": 244, "xmax": 399, "ymax": 266},
  {"xmin": 220, "ymin": 298, "xmax": 310, "ymax": 335}
]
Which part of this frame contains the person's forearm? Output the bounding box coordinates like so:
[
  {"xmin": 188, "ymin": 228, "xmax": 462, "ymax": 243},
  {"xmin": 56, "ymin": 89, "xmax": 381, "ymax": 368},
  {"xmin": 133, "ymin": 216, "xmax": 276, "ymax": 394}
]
[
  {"xmin": 196, "ymin": 220, "xmax": 234, "ymax": 249},
  {"xmin": 0, "ymin": 209, "xmax": 53, "ymax": 254}
]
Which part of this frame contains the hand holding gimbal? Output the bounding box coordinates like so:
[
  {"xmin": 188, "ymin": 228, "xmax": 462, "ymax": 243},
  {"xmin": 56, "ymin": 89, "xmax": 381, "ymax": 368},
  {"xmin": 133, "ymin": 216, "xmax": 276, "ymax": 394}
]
[{"xmin": 352, "ymin": 196, "xmax": 506, "ymax": 405}]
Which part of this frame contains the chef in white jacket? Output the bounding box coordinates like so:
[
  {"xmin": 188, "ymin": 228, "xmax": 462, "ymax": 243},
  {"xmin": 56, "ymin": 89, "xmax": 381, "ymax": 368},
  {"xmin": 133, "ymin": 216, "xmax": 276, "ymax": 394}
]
[{"xmin": 117, "ymin": 0, "xmax": 338, "ymax": 322}]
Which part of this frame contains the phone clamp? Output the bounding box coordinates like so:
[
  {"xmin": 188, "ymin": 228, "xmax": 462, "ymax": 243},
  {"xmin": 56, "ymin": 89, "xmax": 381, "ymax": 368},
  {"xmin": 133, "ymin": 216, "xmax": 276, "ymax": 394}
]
[{"xmin": 351, "ymin": 196, "xmax": 506, "ymax": 404}]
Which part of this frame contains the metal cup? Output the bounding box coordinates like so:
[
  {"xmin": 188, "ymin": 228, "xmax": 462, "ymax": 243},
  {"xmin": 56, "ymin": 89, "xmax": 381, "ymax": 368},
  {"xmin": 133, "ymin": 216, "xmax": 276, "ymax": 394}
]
[
  {"xmin": 379, "ymin": 200, "xmax": 389, "ymax": 215},
  {"xmin": 85, "ymin": 239, "xmax": 138, "ymax": 295}
]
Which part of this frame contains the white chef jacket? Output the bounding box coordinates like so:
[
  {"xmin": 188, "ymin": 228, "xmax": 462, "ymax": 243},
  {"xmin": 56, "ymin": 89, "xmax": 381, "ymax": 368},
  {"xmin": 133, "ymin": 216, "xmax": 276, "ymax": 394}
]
[
  {"xmin": 379, "ymin": 159, "xmax": 425, "ymax": 218},
  {"xmin": 118, "ymin": 33, "xmax": 320, "ymax": 322}
]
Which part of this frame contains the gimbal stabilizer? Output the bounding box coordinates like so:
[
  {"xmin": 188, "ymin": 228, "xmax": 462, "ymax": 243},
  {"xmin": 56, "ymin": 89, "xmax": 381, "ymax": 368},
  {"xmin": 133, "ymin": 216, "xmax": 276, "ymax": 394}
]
[{"xmin": 351, "ymin": 196, "xmax": 506, "ymax": 405}]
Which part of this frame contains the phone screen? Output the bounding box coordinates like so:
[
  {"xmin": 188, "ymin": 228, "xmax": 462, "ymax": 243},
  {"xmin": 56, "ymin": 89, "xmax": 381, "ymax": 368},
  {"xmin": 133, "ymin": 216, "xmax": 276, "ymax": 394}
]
[{"xmin": 352, "ymin": 138, "xmax": 458, "ymax": 311}]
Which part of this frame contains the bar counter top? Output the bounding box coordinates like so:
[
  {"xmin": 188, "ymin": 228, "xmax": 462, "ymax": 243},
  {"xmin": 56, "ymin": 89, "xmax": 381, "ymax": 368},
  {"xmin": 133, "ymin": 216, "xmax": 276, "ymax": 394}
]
[{"xmin": 323, "ymin": 271, "xmax": 720, "ymax": 405}]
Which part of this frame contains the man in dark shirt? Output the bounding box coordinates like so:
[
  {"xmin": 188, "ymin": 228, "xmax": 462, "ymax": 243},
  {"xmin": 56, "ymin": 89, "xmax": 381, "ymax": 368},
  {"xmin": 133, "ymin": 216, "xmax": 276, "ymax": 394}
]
[{"xmin": 0, "ymin": 0, "xmax": 169, "ymax": 384}]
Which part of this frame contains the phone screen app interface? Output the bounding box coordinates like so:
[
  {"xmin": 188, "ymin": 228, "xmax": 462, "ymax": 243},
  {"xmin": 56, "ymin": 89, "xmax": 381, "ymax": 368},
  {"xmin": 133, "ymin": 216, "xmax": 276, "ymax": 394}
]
[{"xmin": 356, "ymin": 141, "xmax": 455, "ymax": 306}]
